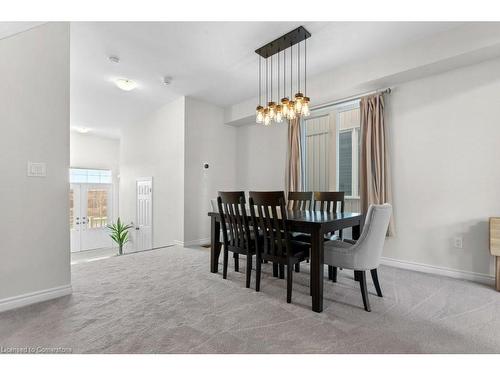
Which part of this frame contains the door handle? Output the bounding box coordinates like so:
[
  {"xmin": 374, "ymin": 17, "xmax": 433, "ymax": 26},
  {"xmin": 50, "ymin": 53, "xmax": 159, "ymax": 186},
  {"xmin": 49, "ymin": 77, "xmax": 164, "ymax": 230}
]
[{"xmin": 135, "ymin": 227, "xmax": 140, "ymax": 230}]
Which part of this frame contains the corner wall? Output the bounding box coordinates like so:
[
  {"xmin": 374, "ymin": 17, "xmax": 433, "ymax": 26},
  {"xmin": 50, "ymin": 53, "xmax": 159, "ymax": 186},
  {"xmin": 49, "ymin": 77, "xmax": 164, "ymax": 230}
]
[
  {"xmin": 119, "ymin": 97, "xmax": 185, "ymax": 247},
  {"xmin": 183, "ymin": 97, "xmax": 237, "ymax": 245},
  {"xmin": 0, "ymin": 23, "xmax": 71, "ymax": 309}
]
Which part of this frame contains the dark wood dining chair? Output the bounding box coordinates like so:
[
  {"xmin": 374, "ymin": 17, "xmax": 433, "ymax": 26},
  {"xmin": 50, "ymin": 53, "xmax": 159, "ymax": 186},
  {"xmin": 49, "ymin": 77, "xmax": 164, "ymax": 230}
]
[
  {"xmin": 249, "ymin": 191, "xmax": 309, "ymax": 303},
  {"xmin": 314, "ymin": 192, "xmax": 346, "ymax": 279},
  {"xmin": 217, "ymin": 191, "xmax": 255, "ymax": 288},
  {"xmin": 287, "ymin": 191, "xmax": 313, "ymax": 211}
]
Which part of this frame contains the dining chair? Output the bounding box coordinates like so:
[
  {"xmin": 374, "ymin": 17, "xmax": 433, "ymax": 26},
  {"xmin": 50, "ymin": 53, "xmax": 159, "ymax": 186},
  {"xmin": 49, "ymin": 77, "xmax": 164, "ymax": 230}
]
[
  {"xmin": 249, "ymin": 191, "xmax": 309, "ymax": 303},
  {"xmin": 287, "ymin": 191, "xmax": 313, "ymax": 210},
  {"xmin": 324, "ymin": 204, "xmax": 392, "ymax": 311},
  {"xmin": 217, "ymin": 191, "xmax": 255, "ymax": 288}
]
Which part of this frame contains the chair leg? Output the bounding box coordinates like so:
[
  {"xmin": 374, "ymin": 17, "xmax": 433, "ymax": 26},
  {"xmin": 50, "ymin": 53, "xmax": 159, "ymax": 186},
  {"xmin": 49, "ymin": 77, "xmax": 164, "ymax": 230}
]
[
  {"xmin": 370, "ymin": 269, "xmax": 383, "ymax": 297},
  {"xmin": 245, "ymin": 255, "xmax": 252, "ymax": 288},
  {"xmin": 234, "ymin": 253, "xmax": 239, "ymax": 272},
  {"xmin": 287, "ymin": 263, "xmax": 293, "ymax": 303},
  {"xmin": 223, "ymin": 248, "xmax": 229, "ymax": 279},
  {"xmin": 332, "ymin": 266, "xmax": 337, "ymax": 283},
  {"xmin": 272, "ymin": 263, "xmax": 279, "ymax": 277},
  {"xmin": 294, "ymin": 263, "xmax": 300, "ymax": 273},
  {"xmin": 255, "ymin": 256, "xmax": 261, "ymax": 292},
  {"xmin": 279, "ymin": 264, "xmax": 285, "ymax": 279},
  {"xmin": 328, "ymin": 265, "xmax": 333, "ymax": 280},
  {"xmin": 355, "ymin": 270, "xmax": 371, "ymax": 312}
]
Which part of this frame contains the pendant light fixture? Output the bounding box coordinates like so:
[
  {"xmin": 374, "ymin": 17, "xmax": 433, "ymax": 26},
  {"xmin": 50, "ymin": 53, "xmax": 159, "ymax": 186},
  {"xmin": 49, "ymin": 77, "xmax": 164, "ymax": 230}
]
[{"xmin": 255, "ymin": 26, "xmax": 311, "ymax": 125}]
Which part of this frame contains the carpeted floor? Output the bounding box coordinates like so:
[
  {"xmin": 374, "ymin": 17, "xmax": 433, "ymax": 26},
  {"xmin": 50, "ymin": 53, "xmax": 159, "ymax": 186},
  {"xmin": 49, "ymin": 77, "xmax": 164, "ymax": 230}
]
[{"xmin": 1, "ymin": 245, "xmax": 499, "ymax": 353}]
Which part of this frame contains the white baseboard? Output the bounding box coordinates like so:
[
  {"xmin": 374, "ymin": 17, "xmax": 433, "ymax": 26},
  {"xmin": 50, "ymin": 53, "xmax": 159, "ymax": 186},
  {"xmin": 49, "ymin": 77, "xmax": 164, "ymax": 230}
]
[
  {"xmin": 175, "ymin": 238, "xmax": 210, "ymax": 247},
  {"xmin": 0, "ymin": 284, "xmax": 73, "ymax": 313},
  {"xmin": 381, "ymin": 257, "xmax": 495, "ymax": 286}
]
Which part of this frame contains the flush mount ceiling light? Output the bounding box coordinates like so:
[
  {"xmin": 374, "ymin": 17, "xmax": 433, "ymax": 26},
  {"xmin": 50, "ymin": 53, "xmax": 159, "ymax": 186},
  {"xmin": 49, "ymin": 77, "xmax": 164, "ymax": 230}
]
[
  {"xmin": 255, "ymin": 26, "xmax": 311, "ymax": 125},
  {"xmin": 114, "ymin": 78, "xmax": 138, "ymax": 91}
]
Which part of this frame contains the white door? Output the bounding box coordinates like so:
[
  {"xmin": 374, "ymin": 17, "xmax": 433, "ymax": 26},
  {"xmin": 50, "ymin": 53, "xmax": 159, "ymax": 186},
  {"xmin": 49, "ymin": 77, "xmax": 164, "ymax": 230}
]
[
  {"xmin": 135, "ymin": 178, "xmax": 152, "ymax": 252},
  {"xmin": 70, "ymin": 183, "xmax": 113, "ymax": 252}
]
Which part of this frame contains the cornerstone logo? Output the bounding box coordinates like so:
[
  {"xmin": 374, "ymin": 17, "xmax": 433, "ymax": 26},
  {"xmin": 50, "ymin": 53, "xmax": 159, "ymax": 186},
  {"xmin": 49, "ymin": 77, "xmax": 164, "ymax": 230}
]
[{"xmin": 0, "ymin": 346, "xmax": 72, "ymax": 354}]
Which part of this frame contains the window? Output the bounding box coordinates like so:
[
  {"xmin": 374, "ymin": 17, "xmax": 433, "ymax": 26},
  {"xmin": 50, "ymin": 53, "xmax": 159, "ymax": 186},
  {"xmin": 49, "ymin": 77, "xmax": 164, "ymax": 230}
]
[
  {"xmin": 69, "ymin": 168, "xmax": 112, "ymax": 184},
  {"xmin": 86, "ymin": 189, "xmax": 109, "ymax": 228},
  {"xmin": 302, "ymin": 100, "xmax": 360, "ymax": 198}
]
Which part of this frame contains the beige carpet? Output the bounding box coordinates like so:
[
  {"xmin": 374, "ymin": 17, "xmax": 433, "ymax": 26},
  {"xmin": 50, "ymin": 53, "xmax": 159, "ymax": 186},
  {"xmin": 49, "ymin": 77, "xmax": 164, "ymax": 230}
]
[{"xmin": 1, "ymin": 245, "xmax": 499, "ymax": 353}]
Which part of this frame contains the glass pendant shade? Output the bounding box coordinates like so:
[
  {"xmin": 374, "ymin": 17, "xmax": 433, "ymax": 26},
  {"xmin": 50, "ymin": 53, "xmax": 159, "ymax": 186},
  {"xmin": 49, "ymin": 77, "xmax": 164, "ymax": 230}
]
[
  {"xmin": 275, "ymin": 104, "xmax": 283, "ymax": 123},
  {"xmin": 256, "ymin": 105, "xmax": 264, "ymax": 123},
  {"xmin": 268, "ymin": 102, "xmax": 276, "ymax": 119},
  {"xmin": 301, "ymin": 97, "xmax": 310, "ymax": 116},
  {"xmin": 281, "ymin": 98, "xmax": 289, "ymax": 117}
]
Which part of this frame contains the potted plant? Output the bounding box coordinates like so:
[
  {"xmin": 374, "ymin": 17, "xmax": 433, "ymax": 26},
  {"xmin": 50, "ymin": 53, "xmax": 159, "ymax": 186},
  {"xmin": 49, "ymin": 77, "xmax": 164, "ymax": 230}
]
[{"xmin": 107, "ymin": 218, "xmax": 133, "ymax": 255}]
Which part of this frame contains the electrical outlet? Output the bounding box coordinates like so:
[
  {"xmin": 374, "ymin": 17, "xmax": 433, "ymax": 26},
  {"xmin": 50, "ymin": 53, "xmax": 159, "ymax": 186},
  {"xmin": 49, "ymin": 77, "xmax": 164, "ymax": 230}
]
[{"xmin": 454, "ymin": 237, "xmax": 463, "ymax": 249}]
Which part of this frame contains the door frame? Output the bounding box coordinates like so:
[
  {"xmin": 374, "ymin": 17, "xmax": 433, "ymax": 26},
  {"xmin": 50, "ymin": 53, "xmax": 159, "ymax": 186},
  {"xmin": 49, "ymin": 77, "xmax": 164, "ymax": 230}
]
[{"xmin": 136, "ymin": 177, "xmax": 153, "ymax": 250}]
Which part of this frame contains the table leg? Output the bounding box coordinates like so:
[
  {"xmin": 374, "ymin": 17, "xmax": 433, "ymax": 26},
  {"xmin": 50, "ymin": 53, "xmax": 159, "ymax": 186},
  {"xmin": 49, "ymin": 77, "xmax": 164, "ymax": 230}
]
[
  {"xmin": 352, "ymin": 219, "xmax": 363, "ymax": 241},
  {"xmin": 210, "ymin": 216, "xmax": 221, "ymax": 273},
  {"xmin": 310, "ymin": 227, "xmax": 324, "ymax": 313},
  {"xmin": 496, "ymin": 256, "xmax": 500, "ymax": 292}
]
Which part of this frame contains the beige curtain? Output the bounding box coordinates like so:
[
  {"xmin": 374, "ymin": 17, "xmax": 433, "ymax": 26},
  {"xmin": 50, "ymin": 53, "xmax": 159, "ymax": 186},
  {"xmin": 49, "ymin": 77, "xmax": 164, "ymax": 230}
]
[
  {"xmin": 360, "ymin": 93, "xmax": 395, "ymax": 235},
  {"xmin": 286, "ymin": 118, "xmax": 302, "ymax": 194}
]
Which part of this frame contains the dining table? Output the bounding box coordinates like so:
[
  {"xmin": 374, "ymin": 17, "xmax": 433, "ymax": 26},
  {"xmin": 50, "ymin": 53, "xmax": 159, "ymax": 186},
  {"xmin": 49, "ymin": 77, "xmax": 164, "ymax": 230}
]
[{"xmin": 208, "ymin": 209, "xmax": 364, "ymax": 313}]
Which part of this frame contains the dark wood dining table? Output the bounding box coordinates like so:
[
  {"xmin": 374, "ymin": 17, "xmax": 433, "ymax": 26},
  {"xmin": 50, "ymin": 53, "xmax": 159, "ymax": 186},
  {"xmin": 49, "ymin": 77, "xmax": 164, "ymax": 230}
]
[{"xmin": 208, "ymin": 209, "xmax": 364, "ymax": 313}]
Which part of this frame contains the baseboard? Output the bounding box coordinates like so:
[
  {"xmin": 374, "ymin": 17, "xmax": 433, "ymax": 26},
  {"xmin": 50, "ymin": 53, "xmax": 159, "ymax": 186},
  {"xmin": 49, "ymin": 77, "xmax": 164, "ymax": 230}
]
[
  {"xmin": 381, "ymin": 257, "xmax": 495, "ymax": 286},
  {"xmin": 175, "ymin": 238, "xmax": 210, "ymax": 247},
  {"xmin": 0, "ymin": 284, "xmax": 73, "ymax": 313}
]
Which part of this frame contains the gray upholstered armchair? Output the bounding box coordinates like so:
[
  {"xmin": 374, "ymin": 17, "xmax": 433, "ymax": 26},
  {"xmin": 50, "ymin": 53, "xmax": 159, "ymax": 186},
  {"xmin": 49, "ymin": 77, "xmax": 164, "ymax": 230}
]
[{"xmin": 324, "ymin": 204, "xmax": 392, "ymax": 312}]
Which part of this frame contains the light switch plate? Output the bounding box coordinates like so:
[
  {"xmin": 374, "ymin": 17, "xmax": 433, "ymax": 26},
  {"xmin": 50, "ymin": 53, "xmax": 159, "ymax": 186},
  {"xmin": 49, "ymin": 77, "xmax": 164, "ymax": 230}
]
[{"xmin": 27, "ymin": 162, "xmax": 46, "ymax": 177}]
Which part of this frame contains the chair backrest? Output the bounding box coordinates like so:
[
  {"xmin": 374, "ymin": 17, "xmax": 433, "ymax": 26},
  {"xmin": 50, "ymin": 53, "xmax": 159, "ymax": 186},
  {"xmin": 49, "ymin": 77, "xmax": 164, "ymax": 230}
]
[
  {"xmin": 313, "ymin": 191, "xmax": 345, "ymax": 213},
  {"xmin": 249, "ymin": 191, "xmax": 290, "ymax": 259},
  {"xmin": 352, "ymin": 204, "xmax": 392, "ymax": 269},
  {"xmin": 287, "ymin": 191, "xmax": 313, "ymax": 210},
  {"xmin": 217, "ymin": 191, "xmax": 252, "ymax": 252}
]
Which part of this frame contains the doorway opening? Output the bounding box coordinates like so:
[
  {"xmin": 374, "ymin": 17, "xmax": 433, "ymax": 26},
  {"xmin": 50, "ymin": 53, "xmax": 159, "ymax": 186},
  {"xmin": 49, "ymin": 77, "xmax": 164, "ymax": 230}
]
[{"xmin": 69, "ymin": 168, "xmax": 113, "ymax": 254}]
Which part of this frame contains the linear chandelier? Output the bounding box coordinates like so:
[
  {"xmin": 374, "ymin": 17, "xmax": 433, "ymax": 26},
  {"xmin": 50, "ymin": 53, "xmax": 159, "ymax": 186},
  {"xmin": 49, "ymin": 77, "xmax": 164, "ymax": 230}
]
[{"xmin": 255, "ymin": 26, "xmax": 311, "ymax": 125}]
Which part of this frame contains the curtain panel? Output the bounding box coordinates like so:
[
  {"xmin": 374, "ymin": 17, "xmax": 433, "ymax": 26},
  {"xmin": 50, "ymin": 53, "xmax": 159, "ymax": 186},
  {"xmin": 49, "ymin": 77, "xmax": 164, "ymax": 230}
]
[
  {"xmin": 286, "ymin": 118, "xmax": 303, "ymax": 194},
  {"xmin": 360, "ymin": 93, "xmax": 395, "ymax": 235}
]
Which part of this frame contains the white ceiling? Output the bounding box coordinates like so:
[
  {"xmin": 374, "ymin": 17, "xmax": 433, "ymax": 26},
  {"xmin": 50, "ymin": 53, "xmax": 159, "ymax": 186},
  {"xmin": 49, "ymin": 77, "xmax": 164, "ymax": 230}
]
[{"xmin": 14, "ymin": 22, "xmax": 464, "ymax": 138}]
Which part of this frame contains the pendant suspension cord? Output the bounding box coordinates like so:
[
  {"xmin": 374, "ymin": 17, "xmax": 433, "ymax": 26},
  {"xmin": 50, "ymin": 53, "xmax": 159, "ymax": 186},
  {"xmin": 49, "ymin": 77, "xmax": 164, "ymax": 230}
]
[
  {"xmin": 258, "ymin": 56, "xmax": 261, "ymax": 105},
  {"xmin": 266, "ymin": 57, "xmax": 268, "ymax": 104},
  {"xmin": 304, "ymin": 37, "xmax": 307, "ymax": 96},
  {"xmin": 298, "ymin": 41, "xmax": 301, "ymax": 93},
  {"xmin": 278, "ymin": 51, "xmax": 280, "ymax": 100},
  {"xmin": 270, "ymin": 54, "xmax": 273, "ymax": 102},
  {"xmin": 283, "ymin": 48, "xmax": 286, "ymax": 98},
  {"xmin": 290, "ymin": 43, "xmax": 293, "ymax": 98}
]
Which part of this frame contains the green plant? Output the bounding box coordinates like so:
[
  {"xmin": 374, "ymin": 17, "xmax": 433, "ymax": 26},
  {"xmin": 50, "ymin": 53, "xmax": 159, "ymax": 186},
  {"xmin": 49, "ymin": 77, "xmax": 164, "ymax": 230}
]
[{"xmin": 107, "ymin": 218, "xmax": 133, "ymax": 255}]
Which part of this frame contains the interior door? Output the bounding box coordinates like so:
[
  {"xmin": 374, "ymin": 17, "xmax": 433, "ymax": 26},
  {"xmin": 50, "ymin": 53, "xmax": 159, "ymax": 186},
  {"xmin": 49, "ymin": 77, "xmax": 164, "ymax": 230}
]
[{"xmin": 135, "ymin": 178, "xmax": 153, "ymax": 252}]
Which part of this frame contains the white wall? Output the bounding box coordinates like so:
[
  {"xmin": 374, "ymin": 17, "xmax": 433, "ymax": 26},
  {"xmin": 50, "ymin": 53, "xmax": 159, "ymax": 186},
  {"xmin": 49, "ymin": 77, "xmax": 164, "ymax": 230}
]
[
  {"xmin": 0, "ymin": 23, "xmax": 71, "ymax": 306},
  {"xmin": 70, "ymin": 132, "xmax": 120, "ymax": 220},
  {"xmin": 383, "ymin": 57, "xmax": 500, "ymax": 277},
  {"xmin": 235, "ymin": 124, "xmax": 287, "ymax": 191},
  {"xmin": 119, "ymin": 97, "xmax": 185, "ymax": 248},
  {"xmin": 184, "ymin": 97, "xmax": 237, "ymax": 245},
  {"xmin": 234, "ymin": 57, "xmax": 500, "ymax": 279}
]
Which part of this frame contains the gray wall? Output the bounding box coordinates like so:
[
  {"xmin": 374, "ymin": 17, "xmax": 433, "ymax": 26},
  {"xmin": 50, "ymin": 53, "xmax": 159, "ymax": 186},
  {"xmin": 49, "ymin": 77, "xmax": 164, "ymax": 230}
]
[{"xmin": 0, "ymin": 23, "xmax": 71, "ymax": 300}]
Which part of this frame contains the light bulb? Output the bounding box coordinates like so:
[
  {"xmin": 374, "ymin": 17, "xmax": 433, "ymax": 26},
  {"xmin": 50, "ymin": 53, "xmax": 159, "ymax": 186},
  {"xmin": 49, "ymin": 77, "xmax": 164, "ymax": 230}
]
[
  {"xmin": 294, "ymin": 99, "xmax": 303, "ymax": 114},
  {"xmin": 264, "ymin": 114, "xmax": 271, "ymax": 126},
  {"xmin": 275, "ymin": 105, "xmax": 283, "ymax": 123},
  {"xmin": 287, "ymin": 101, "xmax": 296, "ymax": 120},
  {"xmin": 301, "ymin": 97, "xmax": 310, "ymax": 116},
  {"xmin": 256, "ymin": 106, "xmax": 264, "ymax": 123},
  {"xmin": 281, "ymin": 98, "xmax": 289, "ymax": 117},
  {"xmin": 301, "ymin": 102, "xmax": 310, "ymax": 116},
  {"xmin": 267, "ymin": 102, "xmax": 276, "ymax": 119}
]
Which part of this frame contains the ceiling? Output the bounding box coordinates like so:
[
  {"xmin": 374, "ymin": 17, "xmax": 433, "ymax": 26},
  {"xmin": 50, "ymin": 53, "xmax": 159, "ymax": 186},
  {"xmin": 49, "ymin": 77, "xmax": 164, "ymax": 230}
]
[{"xmin": 10, "ymin": 22, "xmax": 465, "ymax": 138}]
